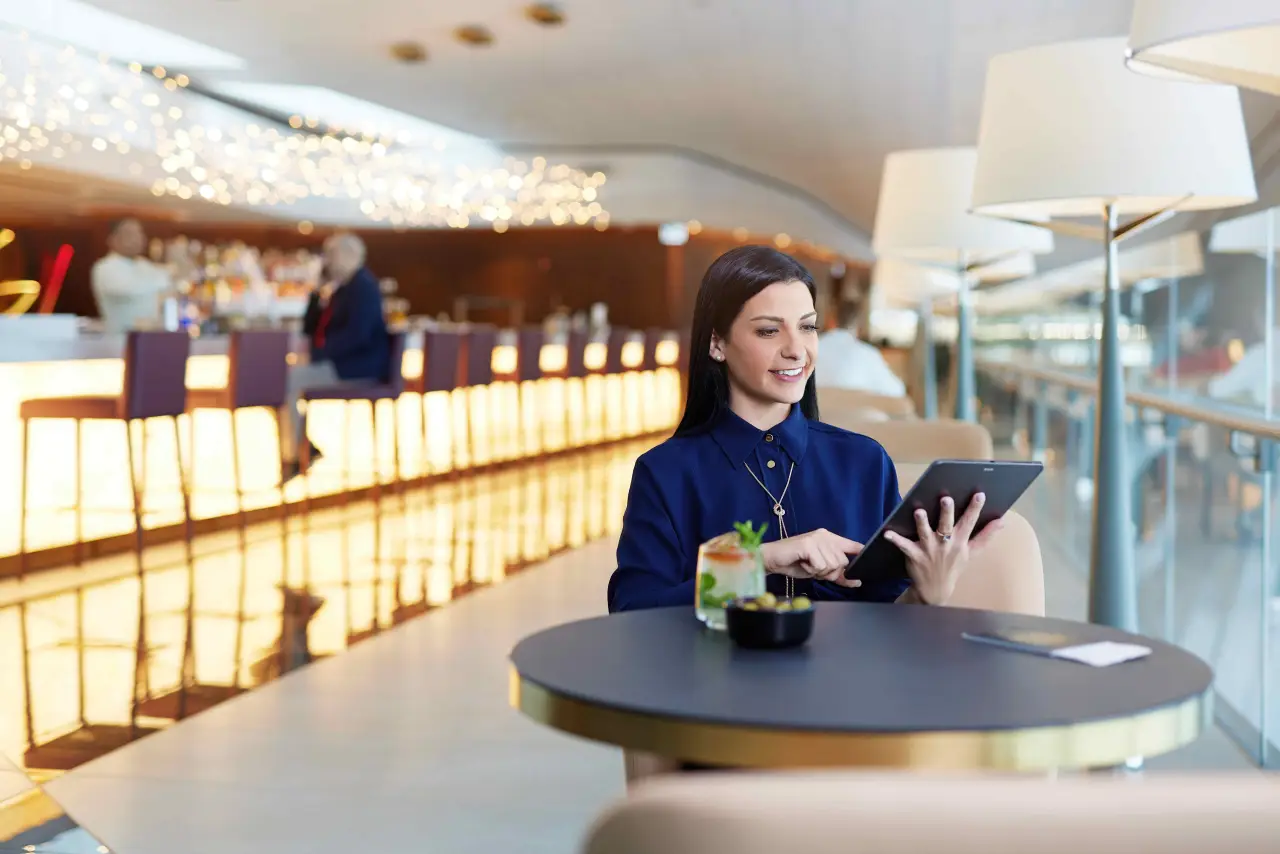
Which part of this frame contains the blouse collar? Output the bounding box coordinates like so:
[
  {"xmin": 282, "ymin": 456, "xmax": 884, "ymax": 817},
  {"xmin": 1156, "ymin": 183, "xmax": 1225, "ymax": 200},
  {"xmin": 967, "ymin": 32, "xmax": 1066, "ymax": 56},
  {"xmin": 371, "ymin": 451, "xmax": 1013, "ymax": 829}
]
[{"xmin": 709, "ymin": 404, "xmax": 810, "ymax": 466}]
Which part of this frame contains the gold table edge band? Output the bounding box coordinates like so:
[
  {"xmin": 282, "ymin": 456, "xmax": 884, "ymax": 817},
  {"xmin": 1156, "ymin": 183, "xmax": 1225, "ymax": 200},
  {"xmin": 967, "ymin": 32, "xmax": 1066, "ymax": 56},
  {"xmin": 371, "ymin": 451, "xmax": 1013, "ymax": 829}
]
[{"xmin": 510, "ymin": 667, "xmax": 1211, "ymax": 770}]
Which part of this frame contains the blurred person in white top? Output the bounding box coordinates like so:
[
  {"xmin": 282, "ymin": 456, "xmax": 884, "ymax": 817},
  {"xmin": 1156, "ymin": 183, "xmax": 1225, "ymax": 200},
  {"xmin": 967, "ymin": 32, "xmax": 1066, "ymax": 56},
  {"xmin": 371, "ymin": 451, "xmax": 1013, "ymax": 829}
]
[
  {"xmin": 816, "ymin": 299, "xmax": 906, "ymax": 396},
  {"xmin": 91, "ymin": 218, "xmax": 172, "ymax": 332}
]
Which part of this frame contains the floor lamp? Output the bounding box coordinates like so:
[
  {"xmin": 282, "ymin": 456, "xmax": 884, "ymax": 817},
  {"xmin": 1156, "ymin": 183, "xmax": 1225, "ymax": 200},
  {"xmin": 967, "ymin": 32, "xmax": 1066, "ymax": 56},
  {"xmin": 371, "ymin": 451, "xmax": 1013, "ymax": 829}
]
[
  {"xmin": 1128, "ymin": 1, "xmax": 1280, "ymax": 95},
  {"xmin": 872, "ymin": 147, "xmax": 1052, "ymax": 423},
  {"xmin": 870, "ymin": 258, "xmax": 955, "ymax": 419},
  {"xmin": 971, "ymin": 36, "xmax": 1257, "ymax": 632}
]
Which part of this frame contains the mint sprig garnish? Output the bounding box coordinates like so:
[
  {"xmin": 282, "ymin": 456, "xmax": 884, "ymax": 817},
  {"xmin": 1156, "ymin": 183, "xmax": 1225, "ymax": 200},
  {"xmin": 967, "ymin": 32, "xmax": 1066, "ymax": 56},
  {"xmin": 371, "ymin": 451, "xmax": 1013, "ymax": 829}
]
[{"xmin": 732, "ymin": 520, "xmax": 767, "ymax": 551}]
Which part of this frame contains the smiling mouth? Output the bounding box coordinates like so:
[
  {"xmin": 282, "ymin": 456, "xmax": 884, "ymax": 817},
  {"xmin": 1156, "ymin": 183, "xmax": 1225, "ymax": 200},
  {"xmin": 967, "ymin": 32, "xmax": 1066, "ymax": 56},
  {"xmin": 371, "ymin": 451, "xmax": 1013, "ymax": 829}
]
[{"xmin": 771, "ymin": 367, "xmax": 806, "ymax": 378}]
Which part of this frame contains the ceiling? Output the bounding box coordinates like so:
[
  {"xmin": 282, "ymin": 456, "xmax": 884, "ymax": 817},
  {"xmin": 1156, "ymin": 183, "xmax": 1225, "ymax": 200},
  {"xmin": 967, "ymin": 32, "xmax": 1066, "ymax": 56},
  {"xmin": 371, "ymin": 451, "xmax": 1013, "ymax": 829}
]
[
  {"xmin": 73, "ymin": 1, "xmax": 1137, "ymax": 236},
  {"xmin": 0, "ymin": 161, "xmax": 273, "ymax": 223},
  {"xmin": 20, "ymin": 0, "xmax": 1280, "ymax": 266}
]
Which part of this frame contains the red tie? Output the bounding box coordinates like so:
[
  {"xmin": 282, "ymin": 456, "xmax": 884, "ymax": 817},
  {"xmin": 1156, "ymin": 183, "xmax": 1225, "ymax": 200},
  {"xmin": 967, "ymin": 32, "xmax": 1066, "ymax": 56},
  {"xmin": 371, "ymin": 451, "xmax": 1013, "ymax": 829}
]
[{"xmin": 314, "ymin": 302, "xmax": 335, "ymax": 348}]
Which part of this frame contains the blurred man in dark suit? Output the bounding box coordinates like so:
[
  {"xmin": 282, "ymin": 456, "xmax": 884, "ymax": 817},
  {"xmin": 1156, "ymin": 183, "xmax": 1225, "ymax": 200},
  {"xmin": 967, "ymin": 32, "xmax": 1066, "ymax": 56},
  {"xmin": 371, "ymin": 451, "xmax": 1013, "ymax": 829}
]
[{"xmin": 282, "ymin": 232, "xmax": 390, "ymax": 480}]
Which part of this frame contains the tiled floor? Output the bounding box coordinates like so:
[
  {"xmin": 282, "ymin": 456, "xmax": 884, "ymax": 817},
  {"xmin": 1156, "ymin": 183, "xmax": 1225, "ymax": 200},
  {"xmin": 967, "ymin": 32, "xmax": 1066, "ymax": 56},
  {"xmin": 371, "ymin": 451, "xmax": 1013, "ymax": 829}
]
[{"xmin": 2, "ymin": 446, "xmax": 1264, "ymax": 854}]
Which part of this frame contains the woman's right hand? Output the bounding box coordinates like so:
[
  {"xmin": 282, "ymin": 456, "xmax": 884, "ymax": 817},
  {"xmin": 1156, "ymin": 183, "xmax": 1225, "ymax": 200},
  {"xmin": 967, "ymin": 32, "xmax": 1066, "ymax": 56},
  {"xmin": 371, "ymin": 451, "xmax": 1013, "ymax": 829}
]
[{"xmin": 760, "ymin": 529, "xmax": 863, "ymax": 588}]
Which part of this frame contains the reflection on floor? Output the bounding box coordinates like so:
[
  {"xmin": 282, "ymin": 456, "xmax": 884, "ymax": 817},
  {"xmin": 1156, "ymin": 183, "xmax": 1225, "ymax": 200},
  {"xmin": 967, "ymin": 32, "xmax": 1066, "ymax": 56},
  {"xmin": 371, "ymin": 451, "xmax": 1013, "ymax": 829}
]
[
  {"xmin": 0, "ymin": 766, "xmax": 109, "ymax": 854},
  {"xmin": 0, "ymin": 437, "xmax": 650, "ymax": 793}
]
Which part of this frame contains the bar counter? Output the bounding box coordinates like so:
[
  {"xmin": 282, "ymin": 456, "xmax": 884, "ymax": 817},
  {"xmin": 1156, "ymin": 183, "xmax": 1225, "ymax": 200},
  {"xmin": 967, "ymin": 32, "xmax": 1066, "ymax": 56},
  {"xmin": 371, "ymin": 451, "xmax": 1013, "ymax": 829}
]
[{"xmin": 1, "ymin": 328, "xmax": 683, "ymax": 570}]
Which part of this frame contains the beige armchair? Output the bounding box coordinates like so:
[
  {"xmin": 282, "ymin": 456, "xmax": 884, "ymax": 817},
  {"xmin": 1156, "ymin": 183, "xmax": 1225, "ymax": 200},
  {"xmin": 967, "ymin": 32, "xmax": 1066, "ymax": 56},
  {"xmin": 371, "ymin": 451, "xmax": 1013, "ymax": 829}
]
[
  {"xmin": 832, "ymin": 418, "xmax": 994, "ymax": 462},
  {"xmin": 818, "ymin": 387, "xmax": 916, "ymax": 420},
  {"xmin": 585, "ymin": 772, "xmax": 1280, "ymax": 854}
]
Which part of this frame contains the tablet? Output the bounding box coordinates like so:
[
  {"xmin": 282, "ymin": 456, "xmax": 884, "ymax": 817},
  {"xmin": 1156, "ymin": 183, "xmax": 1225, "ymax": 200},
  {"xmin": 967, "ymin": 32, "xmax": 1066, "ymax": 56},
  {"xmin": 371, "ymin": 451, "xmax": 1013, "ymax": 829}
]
[{"xmin": 844, "ymin": 459, "xmax": 1043, "ymax": 582}]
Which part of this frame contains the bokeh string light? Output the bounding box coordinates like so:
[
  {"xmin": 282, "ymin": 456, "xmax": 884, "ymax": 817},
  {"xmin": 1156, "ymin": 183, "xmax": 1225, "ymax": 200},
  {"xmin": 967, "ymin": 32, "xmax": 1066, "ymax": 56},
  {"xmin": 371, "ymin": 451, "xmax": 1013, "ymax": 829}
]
[{"xmin": 0, "ymin": 27, "xmax": 607, "ymax": 230}]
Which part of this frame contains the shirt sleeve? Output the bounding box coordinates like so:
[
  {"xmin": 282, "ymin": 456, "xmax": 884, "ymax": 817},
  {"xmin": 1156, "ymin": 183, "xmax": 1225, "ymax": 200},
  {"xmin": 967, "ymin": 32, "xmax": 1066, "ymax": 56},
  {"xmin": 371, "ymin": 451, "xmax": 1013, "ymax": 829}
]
[
  {"xmin": 810, "ymin": 443, "xmax": 910, "ymax": 603},
  {"xmin": 608, "ymin": 458, "xmax": 694, "ymax": 612}
]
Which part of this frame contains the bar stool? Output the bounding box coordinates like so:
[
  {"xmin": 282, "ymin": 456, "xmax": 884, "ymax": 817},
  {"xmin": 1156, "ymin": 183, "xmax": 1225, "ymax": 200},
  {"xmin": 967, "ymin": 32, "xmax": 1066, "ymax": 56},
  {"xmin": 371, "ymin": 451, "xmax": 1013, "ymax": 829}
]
[
  {"xmin": 403, "ymin": 329, "xmax": 463, "ymax": 481},
  {"xmin": 185, "ymin": 330, "xmax": 292, "ymax": 543},
  {"xmin": 298, "ymin": 332, "xmax": 408, "ymax": 501},
  {"xmin": 459, "ymin": 325, "xmax": 498, "ymax": 468},
  {"xmin": 516, "ymin": 326, "xmax": 545, "ymax": 456},
  {"xmin": 563, "ymin": 328, "xmax": 590, "ymax": 449},
  {"xmin": 603, "ymin": 327, "xmax": 631, "ymax": 440},
  {"xmin": 17, "ymin": 331, "xmax": 192, "ymax": 577}
]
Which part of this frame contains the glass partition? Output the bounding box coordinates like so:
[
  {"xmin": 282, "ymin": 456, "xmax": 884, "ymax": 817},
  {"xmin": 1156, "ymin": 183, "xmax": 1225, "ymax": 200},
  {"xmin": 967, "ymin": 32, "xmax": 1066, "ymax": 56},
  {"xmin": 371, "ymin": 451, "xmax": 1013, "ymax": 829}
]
[{"xmin": 970, "ymin": 213, "xmax": 1280, "ymax": 768}]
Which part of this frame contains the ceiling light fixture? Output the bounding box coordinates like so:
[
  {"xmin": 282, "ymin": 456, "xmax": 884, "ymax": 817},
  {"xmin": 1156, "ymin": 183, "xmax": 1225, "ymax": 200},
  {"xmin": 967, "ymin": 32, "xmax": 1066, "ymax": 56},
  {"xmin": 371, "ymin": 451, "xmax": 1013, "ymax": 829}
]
[
  {"xmin": 525, "ymin": 3, "xmax": 566, "ymax": 26},
  {"xmin": 454, "ymin": 25, "xmax": 494, "ymax": 47},
  {"xmin": 389, "ymin": 41, "xmax": 428, "ymax": 64}
]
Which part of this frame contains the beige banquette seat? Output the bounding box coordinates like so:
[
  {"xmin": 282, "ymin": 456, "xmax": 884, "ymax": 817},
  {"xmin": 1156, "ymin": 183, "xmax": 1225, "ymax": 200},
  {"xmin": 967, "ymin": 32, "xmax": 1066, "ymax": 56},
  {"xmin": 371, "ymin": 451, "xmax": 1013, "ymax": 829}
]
[{"xmin": 586, "ymin": 772, "xmax": 1280, "ymax": 854}]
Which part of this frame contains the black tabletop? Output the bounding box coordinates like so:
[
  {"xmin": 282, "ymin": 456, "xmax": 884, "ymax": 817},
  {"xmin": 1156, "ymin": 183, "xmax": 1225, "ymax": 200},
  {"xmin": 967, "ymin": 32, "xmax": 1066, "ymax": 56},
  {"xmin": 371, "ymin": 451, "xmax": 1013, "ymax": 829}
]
[{"xmin": 510, "ymin": 604, "xmax": 1213, "ymax": 734}]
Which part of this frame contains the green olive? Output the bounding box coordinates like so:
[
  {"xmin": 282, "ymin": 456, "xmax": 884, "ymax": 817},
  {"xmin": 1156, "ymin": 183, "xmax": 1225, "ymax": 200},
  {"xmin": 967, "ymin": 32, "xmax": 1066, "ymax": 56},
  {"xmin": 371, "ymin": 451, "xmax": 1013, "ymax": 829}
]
[
  {"xmin": 757, "ymin": 593, "xmax": 777, "ymax": 608},
  {"xmin": 775, "ymin": 601, "xmax": 792, "ymax": 612},
  {"xmin": 743, "ymin": 602, "xmax": 759, "ymax": 611},
  {"xmin": 791, "ymin": 596, "xmax": 812, "ymax": 610}
]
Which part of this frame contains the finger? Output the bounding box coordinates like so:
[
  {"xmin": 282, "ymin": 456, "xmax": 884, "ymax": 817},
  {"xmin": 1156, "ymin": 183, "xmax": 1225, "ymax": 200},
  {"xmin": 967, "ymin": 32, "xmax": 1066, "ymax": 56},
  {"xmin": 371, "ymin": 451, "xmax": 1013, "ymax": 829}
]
[
  {"xmin": 969, "ymin": 517, "xmax": 1005, "ymax": 551},
  {"xmin": 955, "ymin": 492, "xmax": 986, "ymax": 540},
  {"xmin": 830, "ymin": 533, "xmax": 862, "ymax": 555},
  {"xmin": 913, "ymin": 508, "xmax": 933, "ymax": 543},
  {"xmin": 819, "ymin": 543, "xmax": 848, "ymax": 574},
  {"xmin": 820, "ymin": 566, "xmax": 862, "ymax": 588},
  {"xmin": 938, "ymin": 496, "xmax": 955, "ymax": 535},
  {"xmin": 885, "ymin": 530, "xmax": 925, "ymax": 563}
]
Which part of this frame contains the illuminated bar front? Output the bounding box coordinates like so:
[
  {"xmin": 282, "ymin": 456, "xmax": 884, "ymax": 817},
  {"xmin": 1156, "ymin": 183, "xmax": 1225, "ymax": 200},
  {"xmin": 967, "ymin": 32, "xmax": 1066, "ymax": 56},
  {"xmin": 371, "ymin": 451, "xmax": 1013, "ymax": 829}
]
[{"xmin": 0, "ymin": 326, "xmax": 683, "ymax": 569}]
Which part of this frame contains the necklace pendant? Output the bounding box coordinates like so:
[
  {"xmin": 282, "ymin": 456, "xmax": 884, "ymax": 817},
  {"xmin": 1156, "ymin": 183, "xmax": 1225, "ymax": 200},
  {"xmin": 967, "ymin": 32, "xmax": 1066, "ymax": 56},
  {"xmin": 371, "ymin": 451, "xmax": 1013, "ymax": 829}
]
[{"xmin": 773, "ymin": 503, "xmax": 785, "ymax": 518}]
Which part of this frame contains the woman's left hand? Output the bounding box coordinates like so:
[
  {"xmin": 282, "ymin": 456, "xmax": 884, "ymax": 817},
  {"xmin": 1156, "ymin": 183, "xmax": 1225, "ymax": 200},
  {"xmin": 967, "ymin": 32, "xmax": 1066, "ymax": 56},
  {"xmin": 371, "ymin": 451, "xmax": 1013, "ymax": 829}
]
[{"xmin": 884, "ymin": 493, "xmax": 1003, "ymax": 606}]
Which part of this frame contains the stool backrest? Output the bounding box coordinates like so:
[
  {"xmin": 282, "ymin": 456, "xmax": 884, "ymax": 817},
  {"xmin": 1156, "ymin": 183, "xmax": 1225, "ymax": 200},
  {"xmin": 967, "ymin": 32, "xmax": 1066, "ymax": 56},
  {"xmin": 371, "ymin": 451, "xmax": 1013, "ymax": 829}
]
[
  {"xmin": 122, "ymin": 331, "xmax": 191, "ymax": 420},
  {"xmin": 385, "ymin": 332, "xmax": 408, "ymax": 392},
  {"xmin": 566, "ymin": 328, "xmax": 589, "ymax": 378},
  {"xmin": 605, "ymin": 327, "xmax": 630, "ymax": 374},
  {"xmin": 642, "ymin": 328, "xmax": 667, "ymax": 371},
  {"xmin": 463, "ymin": 325, "xmax": 498, "ymax": 386},
  {"xmin": 518, "ymin": 327, "xmax": 545, "ymax": 382},
  {"xmin": 228, "ymin": 330, "xmax": 291, "ymax": 409},
  {"xmin": 422, "ymin": 330, "xmax": 462, "ymax": 393}
]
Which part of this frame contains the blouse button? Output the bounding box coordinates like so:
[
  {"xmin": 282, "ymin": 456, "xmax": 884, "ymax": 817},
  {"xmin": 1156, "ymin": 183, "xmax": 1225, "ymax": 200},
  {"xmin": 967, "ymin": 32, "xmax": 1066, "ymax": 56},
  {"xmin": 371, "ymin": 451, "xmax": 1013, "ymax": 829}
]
[
  {"xmin": 766, "ymin": 460, "xmax": 776, "ymax": 469},
  {"xmin": 764, "ymin": 433, "xmax": 774, "ymax": 442}
]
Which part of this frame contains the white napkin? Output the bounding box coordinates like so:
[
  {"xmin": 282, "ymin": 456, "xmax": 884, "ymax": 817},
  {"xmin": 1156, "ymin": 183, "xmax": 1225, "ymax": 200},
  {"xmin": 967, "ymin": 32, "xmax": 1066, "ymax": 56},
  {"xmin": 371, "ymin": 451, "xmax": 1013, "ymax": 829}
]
[{"xmin": 1050, "ymin": 641, "xmax": 1152, "ymax": 667}]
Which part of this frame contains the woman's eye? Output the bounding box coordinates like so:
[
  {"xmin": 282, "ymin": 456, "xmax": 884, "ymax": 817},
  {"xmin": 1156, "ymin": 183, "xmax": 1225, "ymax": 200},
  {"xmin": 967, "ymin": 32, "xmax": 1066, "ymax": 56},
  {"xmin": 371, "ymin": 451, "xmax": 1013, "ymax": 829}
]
[
  {"xmin": 802, "ymin": 323, "xmax": 819, "ymax": 333},
  {"xmin": 755, "ymin": 327, "xmax": 778, "ymax": 338}
]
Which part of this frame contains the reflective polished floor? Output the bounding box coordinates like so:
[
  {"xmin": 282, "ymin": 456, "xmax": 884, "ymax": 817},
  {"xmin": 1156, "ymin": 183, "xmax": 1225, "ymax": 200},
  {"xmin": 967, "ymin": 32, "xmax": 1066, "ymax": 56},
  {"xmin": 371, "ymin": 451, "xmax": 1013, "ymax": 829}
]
[
  {"xmin": 0, "ymin": 438, "xmax": 650, "ymax": 853},
  {"xmin": 1, "ymin": 439, "xmax": 1261, "ymax": 854}
]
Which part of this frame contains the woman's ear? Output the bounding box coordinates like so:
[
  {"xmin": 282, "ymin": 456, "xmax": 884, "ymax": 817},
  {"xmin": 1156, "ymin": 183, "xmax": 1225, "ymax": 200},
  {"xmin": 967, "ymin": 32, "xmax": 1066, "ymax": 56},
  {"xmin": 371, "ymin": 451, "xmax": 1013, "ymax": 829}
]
[{"xmin": 709, "ymin": 332, "xmax": 726, "ymax": 363}]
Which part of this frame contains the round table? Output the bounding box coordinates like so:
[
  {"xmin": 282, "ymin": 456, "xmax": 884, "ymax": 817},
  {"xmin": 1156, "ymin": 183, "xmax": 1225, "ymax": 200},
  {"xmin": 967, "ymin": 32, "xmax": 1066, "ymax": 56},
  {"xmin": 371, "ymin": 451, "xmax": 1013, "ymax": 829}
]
[{"xmin": 509, "ymin": 604, "xmax": 1213, "ymax": 771}]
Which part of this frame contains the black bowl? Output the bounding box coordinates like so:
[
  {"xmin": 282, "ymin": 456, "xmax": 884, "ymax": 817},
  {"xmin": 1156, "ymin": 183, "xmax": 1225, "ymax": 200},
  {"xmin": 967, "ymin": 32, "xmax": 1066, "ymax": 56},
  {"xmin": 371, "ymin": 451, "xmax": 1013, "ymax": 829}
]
[{"xmin": 724, "ymin": 602, "xmax": 815, "ymax": 649}]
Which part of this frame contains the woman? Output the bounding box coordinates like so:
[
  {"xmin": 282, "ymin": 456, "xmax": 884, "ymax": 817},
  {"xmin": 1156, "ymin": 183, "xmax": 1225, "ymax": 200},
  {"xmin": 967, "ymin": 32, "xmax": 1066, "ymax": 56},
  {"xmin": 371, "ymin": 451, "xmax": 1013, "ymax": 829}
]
[{"xmin": 609, "ymin": 245, "xmax": 1001, "ymax": 612}]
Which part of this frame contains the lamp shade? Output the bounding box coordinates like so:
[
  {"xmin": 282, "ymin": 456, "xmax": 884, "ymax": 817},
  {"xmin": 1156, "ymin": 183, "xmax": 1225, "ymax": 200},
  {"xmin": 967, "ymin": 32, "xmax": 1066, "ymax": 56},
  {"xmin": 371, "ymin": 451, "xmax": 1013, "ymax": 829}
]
[
  {"xmin": 870, "ymin": 258, "xmax": 957, "ymax": 308},
  {"xmin": 972, "ymin": 37, "xmax": 1257, "ymax": 219},
  {"xmin": 1209, "ymin": 206, "xmax": 1280, "ymax": 255},
  {"xmin": 1128, "ymin": 1, "xmax": 1280, "ymax": 95},
  {"xmin": 873, "ymin": 147, "xmax": 1052, "ymax": 266}
]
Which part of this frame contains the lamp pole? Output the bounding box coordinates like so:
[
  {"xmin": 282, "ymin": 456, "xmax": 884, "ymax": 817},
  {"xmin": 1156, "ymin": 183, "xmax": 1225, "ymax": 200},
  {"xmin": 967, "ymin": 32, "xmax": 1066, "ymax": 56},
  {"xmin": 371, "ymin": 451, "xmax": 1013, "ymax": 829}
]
[
  {"xmin": 919, "ymin": 297, "xmax": 938, "ymax": 419},
  {"xmin": 1088, "ymin": 203, "xmax": 1138, "ymax": 632},
  {"xmin": 954, "ymin": 252, "xmax": 975, "ymax": 422}
]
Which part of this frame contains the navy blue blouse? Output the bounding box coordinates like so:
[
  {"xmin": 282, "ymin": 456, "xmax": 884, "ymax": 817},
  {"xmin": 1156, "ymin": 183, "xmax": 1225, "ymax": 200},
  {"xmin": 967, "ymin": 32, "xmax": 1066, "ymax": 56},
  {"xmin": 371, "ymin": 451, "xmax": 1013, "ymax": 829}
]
[{"xmin": 609, "ymin": 405, "xmax": 910, "ymax": 612}]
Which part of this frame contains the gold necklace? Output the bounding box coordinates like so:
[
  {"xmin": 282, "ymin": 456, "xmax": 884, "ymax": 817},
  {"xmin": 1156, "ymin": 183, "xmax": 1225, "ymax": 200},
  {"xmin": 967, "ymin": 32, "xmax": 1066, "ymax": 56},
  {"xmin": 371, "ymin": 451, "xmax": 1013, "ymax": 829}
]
[{"xmin": 744, "ymin": 460, "xmax": 796, "ymax": 599}]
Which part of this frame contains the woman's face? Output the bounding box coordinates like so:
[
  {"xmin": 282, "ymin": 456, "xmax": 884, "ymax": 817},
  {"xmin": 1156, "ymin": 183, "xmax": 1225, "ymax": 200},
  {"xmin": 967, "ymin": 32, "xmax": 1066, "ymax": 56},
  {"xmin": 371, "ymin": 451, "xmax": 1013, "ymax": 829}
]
[{"xmin": 711, "ymin": 280, "xmax": 818, "ymax": 409}]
